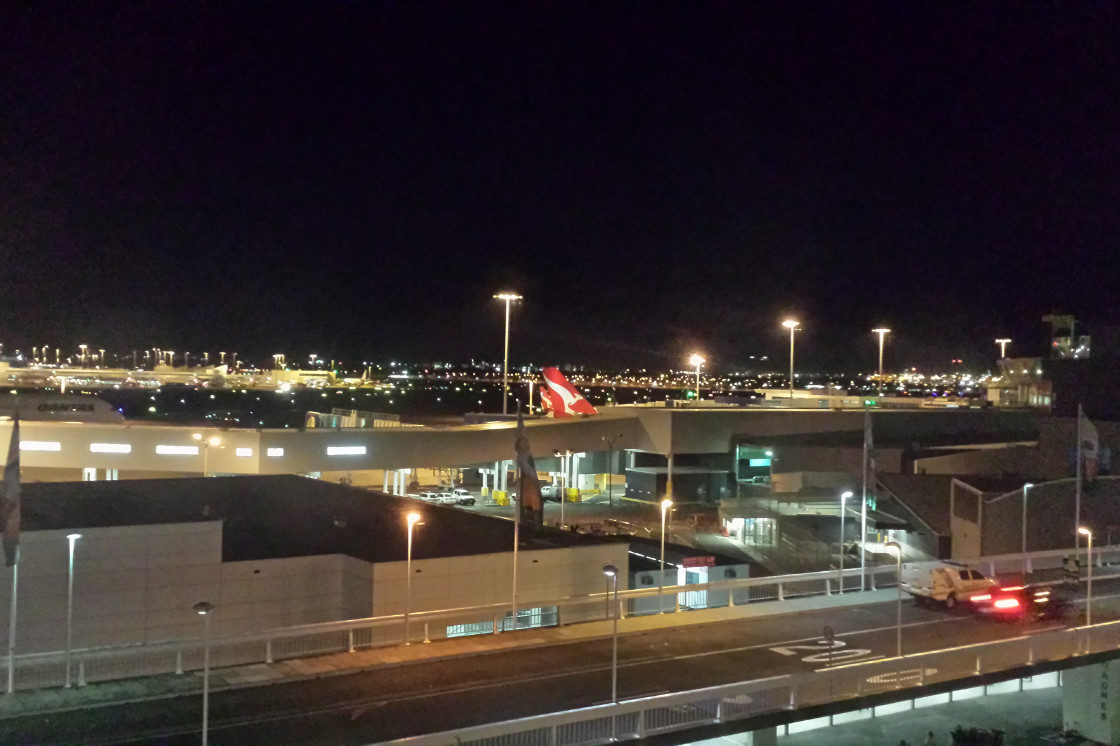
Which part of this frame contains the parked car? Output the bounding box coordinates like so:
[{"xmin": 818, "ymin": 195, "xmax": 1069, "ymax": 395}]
[
  {"xmin": 435, "ymin": 492, "xmax": 459, "ymax": 506},
  {"xmin": 900, "ymin": 561, "xmax": 997, "ymax": 609},
  {"xmin": 416, "ymin": 492, "xmax": 440, "ymax": 503},
  {"xmin": 970, "ymin": 583, "xmax": 1073, "ymax": 621}
]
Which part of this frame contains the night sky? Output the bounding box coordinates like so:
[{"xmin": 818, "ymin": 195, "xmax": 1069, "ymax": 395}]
[{"xmin": 2, "ymin": 3, "xmax": 1118, "ymax": 372}]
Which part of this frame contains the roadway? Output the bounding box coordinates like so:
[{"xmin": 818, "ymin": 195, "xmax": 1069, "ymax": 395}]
[{"xmin": 4, "ymin": 581, "xmax": 1117, "ymax": 745}]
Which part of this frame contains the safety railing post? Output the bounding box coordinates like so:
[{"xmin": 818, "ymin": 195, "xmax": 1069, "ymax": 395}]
[
  {"xmin": 778, "ymin": 582, "xmax": 785, "ymax": 601},
  {"xmin": 348, "ymin": 629, "xmax": 355, "ymax": 653},
  {"xmin": 175, "ymin": 650, "xmax": 183, "ymax": 675},
  {"xmin": 265, "ymin": 640, "xmax": 273, "ymax": 664},
  {"xmin": 77, "ymin": 660, "xmax": 86, "ymax": 687}
]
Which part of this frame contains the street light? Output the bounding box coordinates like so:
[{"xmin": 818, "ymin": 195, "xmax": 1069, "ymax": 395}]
[
  {"xmin": 192, "ymin": 434, "xmax": 223, "ymax": 477},
  {"xmin": 838, "ymin": 491, "xmax": 853, "ymax": 592},
  {"xmin": 996, "ymin": 338, "xmax": 1012, "ymax": 358},
  {"xmin": 602, "ymin": 434, "xmax": 623, "ymax": 509},
  {"xmin": 192, "ymin": 601, "xmax": 215, "ymax": 746},
  {"xmin": 493, "ymin": 292, "xmax": 522, "ymax": 415},
  {"xmin": 553, "ymin": 449, "xmax": 573, "ymax": 527},
  {"xmin": 1079, "ymin": 527, "xmax": 1093, "ymax": 627},
  {"xmin": 1021, "ymin": 482, "xmax": 1034, "ymax": 569},
  {"xmin": 781, "ymin": 320, "xmax": 799, "ymax": 399},
  {"xmin": 885, "ymin": 541, "xmax": 902, "ymax": 658},
  {"xmin": 602, "ymin": 564, "xmax": 620, "ymax": 705},
  {"xmin": 659, "ymin": 498, "xmax": 673, "ymax": 614},
  {"xmin": 405, "ymin": 512, "xmax": 422, "ymax": 645},
  {"xmin": 688, "ymin": 353, "xmax": 705, "ymax": 402},
  {"xmin": 65, "ymin": 533, "xmax": 81, "ymax": 688},
  {"xmin": 872, "ymin": 328, "xmax": 891, "ymax": 390}
]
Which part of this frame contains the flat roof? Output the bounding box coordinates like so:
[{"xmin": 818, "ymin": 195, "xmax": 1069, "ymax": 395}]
[{"xmin": 20, "ymin": 475, "xmax": 608, "ymax": 563}]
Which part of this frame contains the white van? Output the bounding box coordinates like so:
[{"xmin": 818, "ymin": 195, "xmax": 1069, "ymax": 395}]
[{"xmin": 900, "ymin": 561, "xmax": 997, "ymax": 608}]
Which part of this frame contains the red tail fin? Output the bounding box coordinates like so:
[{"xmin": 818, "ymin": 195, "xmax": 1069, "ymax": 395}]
[{"xmin": 540, "ymin": 367, "xmax": 598, "ymax": 418}]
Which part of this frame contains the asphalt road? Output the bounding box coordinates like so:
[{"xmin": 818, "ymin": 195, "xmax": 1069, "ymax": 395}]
[{"xmin": 5, "ymin": 582, "xmax": 1117, "ymax": 746}]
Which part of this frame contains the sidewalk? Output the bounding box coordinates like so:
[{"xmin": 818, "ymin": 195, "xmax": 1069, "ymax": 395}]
[{"xmin": 0, "ymin": 588, "xmax": 898, "ymax": 720}]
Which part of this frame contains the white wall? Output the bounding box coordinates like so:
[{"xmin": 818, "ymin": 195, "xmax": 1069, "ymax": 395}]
[
  {"xmin": 0, "ymin": 524, "xmax": 366, "ymax": 653},
  {"xmin": 0, "ymin": 523, "xmax": 628, "ymax": 653},
  {"xmin": 0, "ymin": 523, "xmax": 222, "ymax": 653},
  {"xmin": 371, "ymin": 543, "xmax": 630, "ymax": 625}
]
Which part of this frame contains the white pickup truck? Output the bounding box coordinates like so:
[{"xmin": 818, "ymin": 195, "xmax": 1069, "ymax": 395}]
[{"xmin": 900, "ymin": 561, "xmax": 997, "ymax": 609}]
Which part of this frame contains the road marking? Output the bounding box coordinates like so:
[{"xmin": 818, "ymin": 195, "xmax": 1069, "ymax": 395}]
[{"xmin": 866, "ymin": 667, "xmax": 938, "ymax": 685}]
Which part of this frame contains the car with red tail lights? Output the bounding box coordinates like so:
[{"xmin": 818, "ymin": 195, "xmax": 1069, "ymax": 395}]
[{"xmin": 970, "ymin": 583, "xmax": 1073, "ymax": 621}]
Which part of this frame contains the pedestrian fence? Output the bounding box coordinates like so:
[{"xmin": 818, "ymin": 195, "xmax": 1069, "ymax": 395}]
[{"xmin": 1, "ymin": 544, "xmax": 1116, "ymax": 693}]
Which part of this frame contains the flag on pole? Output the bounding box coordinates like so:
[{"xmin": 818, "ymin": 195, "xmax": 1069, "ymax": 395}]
[
  {"xmin": 1080, "ymin": 408, "xmax": 1100, "ymax": 482},
  {"xmin": 0, "ymin": 417, "xmax": 20, "ymax": 567},
  {"xmin": 514, "ymin": 412, "xmax": 543, "ymax": 529}
]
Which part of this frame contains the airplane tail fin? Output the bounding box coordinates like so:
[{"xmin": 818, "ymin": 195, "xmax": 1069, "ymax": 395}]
[{"xmin": 540, "ymin": 367, "xmax": 598, "ymax": 418}]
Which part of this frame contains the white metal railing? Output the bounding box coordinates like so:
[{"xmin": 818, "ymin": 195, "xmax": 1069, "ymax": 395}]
[
  {"xmin": 1, "ymin": 544, "xmax": 1114, "ymax": 692},
  {"xmin": 380, "ymin": 616, "xmax": 1120, "ymax": 746}
]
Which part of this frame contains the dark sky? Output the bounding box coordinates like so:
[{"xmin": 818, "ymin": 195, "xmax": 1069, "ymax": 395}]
[{"xmin": 2, "ymin": 3, "xmax": 1118, "ymax": 372}]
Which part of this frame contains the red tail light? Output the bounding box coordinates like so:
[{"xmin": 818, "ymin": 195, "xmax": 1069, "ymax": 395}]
[
  {"xmin": 993, "ymin": 598, "xmax": 1020, "ymax": 610},
  {"xmin": 971, "ymin": 594, "xmax": 991, "ymax": 602}
]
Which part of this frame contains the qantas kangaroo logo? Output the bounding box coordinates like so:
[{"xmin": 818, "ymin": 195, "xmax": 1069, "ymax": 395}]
[{"xmin": 540, "ymin": 367, "xmax": 598, "ymax": 418}]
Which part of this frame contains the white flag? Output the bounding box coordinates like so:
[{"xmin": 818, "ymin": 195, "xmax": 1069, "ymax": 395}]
[{"xmin": 1081, "ymin": 410, "xmax": 1100, "ymax": 481}]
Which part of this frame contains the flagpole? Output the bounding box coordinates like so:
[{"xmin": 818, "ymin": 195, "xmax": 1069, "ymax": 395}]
[
  {"xmin": 860, "ymin": 412, "xmax": 869, "ymax": 591},
  {"xmin": 511, "ymin": 401, "xmax": 522, "ymax": 633},
  {"xmin": 1075, "ymin": 403, "xmax": 1083, "ymax": 548},
  {"xmin": 6, "ymin": 562, "xmax": 15, "ymax": 694},
  {"xmin": 511, "ymin": 487, "xmax": 519, "ymax": 632}
]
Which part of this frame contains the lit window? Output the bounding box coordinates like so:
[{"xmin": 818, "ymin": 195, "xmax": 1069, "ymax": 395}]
[
  {"xmin": 235, "ymin": 447, "xmax": 252, "ymax": 457},
  {"xmin": 89, "ymin": 443, "xmax": 131, "ymax": 454},
  {"xmin": 327, "ymin": 445, "xmax": 366, "ymax": 456},
  {"xmin": 20, "ymin": 441, "xmax": 61, "ymax": 452},
  {"xmin": 156, "ymin": 445, "xmax": 199, "ymax": 456},
  {"xmin": 266, "ymin": 447, "xmax": 284, "ymax": 457}
]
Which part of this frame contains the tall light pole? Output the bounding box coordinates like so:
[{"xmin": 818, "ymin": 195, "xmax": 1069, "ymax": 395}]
[
  {"xmin": 688, "ymin": 353, "xmax": 705, "ymax": 402},
  {"xmin": 193, "ymin": 434, "xmax": 222, "ymax": 477},
  {"xmin": 659, "ymin": 498, "xmax": 673, "ymax": 613},
  {"xmin": 78, "ymin": 344, "xmax": 88, "ymax": 367},
  {"xmin": 838, "ymin": 491, "xmax": 853, "ymax": 592},
  {"xmin": 405, "ymin": 512, "xmax": 421, "ymax": 645},
  {"xmin": 493, "ymin": 292, "xmax": 522, "ymax": 415},
  {"xmin": 602, "ymin": 564, "xmax": 620, "ymax": 705},
  {"xmin": 554, "ymin": 449, "xmax": 572, "ymax": 527},
  {"xmin": 885, "ymin": 541, "xmax": 902, "ymax": 658},
  {"xmin": 996, "ymin": 338, "xmax": 1012, "ymax": 358},
  {"xmin": 781, "ymin": 320, "xmax": 799, "ymax": 399},
  {"xmin": 65, "ymin": 533, "xmax": 81, "ymax": 688},
  {"xmin": 1021, "ymin": 482, "xmax": 1034, "ymax": 570},
  {"xmin": 1079, "ymin": 527, "xmax": 1093, "ymax": 627},
  {"xmin": 192, "ymin": 601, "xmax": 215, "ymax": 746},
  {"xmin": 872, "ymin": 328, "xmax": 890, "ymax": 390},
  {"xmin": 602, "ymin": 434, "xmax": 623, "ymax": 509}
]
